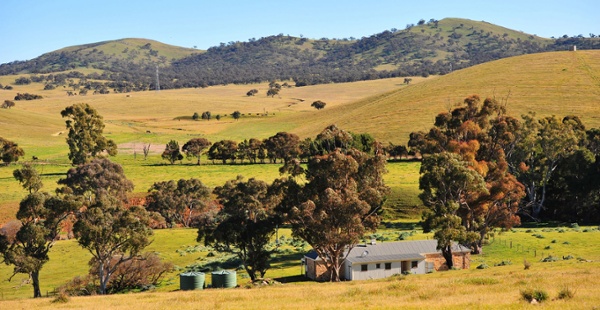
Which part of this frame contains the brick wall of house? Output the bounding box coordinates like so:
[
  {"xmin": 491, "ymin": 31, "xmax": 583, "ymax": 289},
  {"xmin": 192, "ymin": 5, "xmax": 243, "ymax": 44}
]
[
  {"xmin": 306, "ymin": 259, "xmax": 331, "ymax": 281},
  {"xmin": 425, "ymin": 252, "xmax": 471, "ymax": 271}
]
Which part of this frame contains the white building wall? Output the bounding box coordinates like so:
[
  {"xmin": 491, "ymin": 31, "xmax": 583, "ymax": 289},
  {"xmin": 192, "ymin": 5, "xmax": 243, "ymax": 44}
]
[{"xmin": 344, "ymin": 260, "xmax": 426, "ymax": 281}]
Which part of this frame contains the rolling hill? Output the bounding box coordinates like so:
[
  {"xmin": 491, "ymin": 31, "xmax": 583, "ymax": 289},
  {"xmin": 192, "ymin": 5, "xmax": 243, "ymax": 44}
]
[{"xmin": 1, "ymin": 18, "xmax": 597, "ymax": 91}]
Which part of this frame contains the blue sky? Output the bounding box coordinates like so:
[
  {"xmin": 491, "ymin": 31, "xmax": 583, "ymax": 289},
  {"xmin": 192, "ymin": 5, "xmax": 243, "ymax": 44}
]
[{"xmin": 0, "ymin": 0, "xmax": 597, "ymax": 64}]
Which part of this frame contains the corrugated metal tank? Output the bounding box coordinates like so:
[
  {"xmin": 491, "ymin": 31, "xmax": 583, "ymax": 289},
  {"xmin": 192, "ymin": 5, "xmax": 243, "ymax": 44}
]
[
  {"xmin": 179, "ymin": 272, "xmax": 205, "ymax": 290},
  {"xmin": 211, "ymin": 270, "xmax": 237, "ymax": 288}
]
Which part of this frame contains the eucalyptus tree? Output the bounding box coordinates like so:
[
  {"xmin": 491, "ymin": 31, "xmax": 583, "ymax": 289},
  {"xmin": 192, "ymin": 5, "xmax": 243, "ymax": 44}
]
[
  {"xmin": 61, "ymin": 103, "xmax": 117, "ymax": 165},
  {"xmin": 58, "ymin": 158, "xmax": 152, "ymax": 295},
  {"xmin": 182, "ymin": 138, "xmax": 211, "ymax": 165},
  {"xmin": 277, "ymin": 127, "xmax": 388, "ymax": 281},
  {"xmin": 198, "ymin": 176, "xmax": 279, "ymax": 281},
  {"xmin": 146, "ymin": 178, "xmax": 211, "ymax": 227},
  {"xmin": 0, "ymin": 165, "xmax": 77, "ymax": 298},
  {"xmin": 0, "ymin": 137, "xmax": 25, "ymax": 164},
  {"xmin": 419, "ymin": 152, "xmax": 485, "ymax": 267}
]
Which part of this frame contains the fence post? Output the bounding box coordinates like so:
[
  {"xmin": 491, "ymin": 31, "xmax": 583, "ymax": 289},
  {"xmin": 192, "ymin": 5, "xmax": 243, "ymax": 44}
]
[{"xmin": 510, "ymin": 241, "xmax": 512, "ymax": 249}]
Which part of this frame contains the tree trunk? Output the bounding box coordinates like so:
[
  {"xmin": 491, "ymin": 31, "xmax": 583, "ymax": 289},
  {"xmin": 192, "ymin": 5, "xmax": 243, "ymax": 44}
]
[
  {"xmin": 329, "ymin": 254, "xmax": 342, "ymax": 282},
  {"xmin": 31, "ymin": 270, "xmax": 42, "ymax": 298},
  {"xmin": 441, "ymin": 245, "xmax": 454, "ymax": 269},
  {"xmin": 472, "ymin": 231, "xmax": 486, "ymax": 255},
  {"xmin": 99, "ymin": 262, "xmax": 108, "ymax": 294},
  {"xmin": 244, "ymin": 264, "xmax": 256, "ymax": 282}
]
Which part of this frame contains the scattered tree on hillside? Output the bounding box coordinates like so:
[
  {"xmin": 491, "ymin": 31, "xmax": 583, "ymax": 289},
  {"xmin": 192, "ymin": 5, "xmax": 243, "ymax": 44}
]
[
  {"xmin": 192, "ymin": 112, "xmax": 200, "ymax": 120},
  {"xmin": 0, "ymin": 137, "xmax": 25, "ymax": 165},
  {"xmin": 161, "ymin": 140, "xmax": 183, "ymax": 164},
  {"xmin": 266, "ymin": 88, "xmax": 279, "ymax": 98},
  {"xmin": 201, "ymin": 111, "xmax": 211, "ymax": 120},
  {"xmin": 311, "ymin": 100, "xmax": 326, "ymax": 110},
  {"xmin": 403, "ymin": 78, "xmax": 412, "ymax": 84},
  {"xmin": 198, "ymin": 176, "xmax": 279, "ymax": 281},
  {"xmin": 276, "ymin": 128, "xmax": 388, "ymax": 282},
  {"xmin": 246, "ymin": 89, "xmax": 258, "ymax": 96},
  {"xmin": 61, "ymin": 103, "xmax": 117, "ymax": 165},
  {"xmin": 14, "ymin": 93, "xmax": 43, "ymax": 100},
  {"xmin": 146, "ymin": 178, "xmax": 211, "ymax": 227},
  {"xmin": 14, "ymin": 77, "xmax": 31, "ymax": 85},
  {"xmin": 231, "ymin": 111, "xmax": 241, "ymax": 120},
  {"xmin": 182, "ymin": 138, "xmax": 212, "ymax": 165}
]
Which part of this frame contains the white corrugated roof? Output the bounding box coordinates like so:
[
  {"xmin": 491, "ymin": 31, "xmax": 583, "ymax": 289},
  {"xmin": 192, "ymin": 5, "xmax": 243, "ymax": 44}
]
[{"xmin": 305, "ymin": 239, "xmax": 470, "ymax": 263}]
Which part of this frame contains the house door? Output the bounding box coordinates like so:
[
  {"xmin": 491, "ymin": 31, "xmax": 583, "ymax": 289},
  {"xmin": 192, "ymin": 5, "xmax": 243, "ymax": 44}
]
[{"xmin": 401, "ymin": 261, "xmax": 410, "ymax": 273}]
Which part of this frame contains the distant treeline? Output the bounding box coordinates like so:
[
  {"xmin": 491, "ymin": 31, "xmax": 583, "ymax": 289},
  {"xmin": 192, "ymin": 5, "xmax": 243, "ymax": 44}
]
[{"xmin": 167, "ymin": 126, "xmax": 409, "ymax": 167}]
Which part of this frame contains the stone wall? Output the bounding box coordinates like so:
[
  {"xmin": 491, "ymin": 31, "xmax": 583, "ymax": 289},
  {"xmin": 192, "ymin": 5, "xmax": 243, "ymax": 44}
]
[
  {"xmin": 306, "ymin": 259, "xmax": 330, "ymax": 281},
  {"xmin": 424, "ymin": 252, "xmax": 471, "ymax": 271}
]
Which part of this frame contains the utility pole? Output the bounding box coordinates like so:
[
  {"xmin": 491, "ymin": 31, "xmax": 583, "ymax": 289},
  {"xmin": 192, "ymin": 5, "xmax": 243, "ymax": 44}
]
[{"xmin": 155, "ymin": 65, "xmax": 160, "ymax": 92}]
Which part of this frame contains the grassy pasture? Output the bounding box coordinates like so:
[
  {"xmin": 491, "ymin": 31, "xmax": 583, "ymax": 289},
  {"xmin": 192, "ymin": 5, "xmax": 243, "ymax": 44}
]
[
  {"xmin": 0, "ymin": 158, "xmax": 421, "ymax": 225},
  {"xmin": 0, "ymin": 226, "xmax": 598, "ymax": 308}
]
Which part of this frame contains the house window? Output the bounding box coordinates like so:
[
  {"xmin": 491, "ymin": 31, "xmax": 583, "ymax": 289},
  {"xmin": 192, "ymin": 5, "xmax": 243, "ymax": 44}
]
[
  {"xmin": 385, "ymin": 263, "xmax": 391, "ymax": 270},
  {"xmin": 376, "ymin": 263, "xmax": 381, "ymax": 269},
  {"xmin": 411, "ymin": 261, "xmax": 418, "ymax": 268},
  {"xmin": 361, "ymin": 264, "xmax": 368, "ymax": 272}
]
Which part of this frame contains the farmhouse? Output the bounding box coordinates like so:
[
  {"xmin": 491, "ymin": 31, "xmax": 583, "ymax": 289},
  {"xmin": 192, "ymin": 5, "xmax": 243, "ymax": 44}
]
[{"xmin": 304, "ymin": 239, "xmax": 471, "ymax": 281}]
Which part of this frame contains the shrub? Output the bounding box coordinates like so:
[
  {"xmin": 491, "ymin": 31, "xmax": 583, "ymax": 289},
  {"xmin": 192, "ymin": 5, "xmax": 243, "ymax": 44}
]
[
  {"xmin": 14, "ymin": 92, "xmax": 43, "ymax": 100},
  {"xmin": 58, "ymin": 275, "xmax": 97, "ymax": 296},
  {"xmin": 463, "ymin": 277, "xmax": 499, "ymax": 285},
  {"xmin": 476, "ymin": 263, "xmax": 489, "ymax": 269},
  {"xmin": 570, "ymin": 223, "xmax": 579, "ymax": 229},
  {"xmin": 557, "ymin": 286, "xmax": 575, "ymax": 299},
  {"xmin": 89, "ymin": 252, "xmax": 173, "ymax": 294},
  {"xmin": 523, "ymin": 259, "xmax": 531, "ymax": 270},
  {"xmin": 541, "ymin": 255, "xmax": 559, "ymax": 262},
  {"xmin": 521, "ymin": 288, "xmax": 549, "ymax": 303},
  {"xmin": 494, "ymin": 260, "xmax": 512, "ymax": 266},
  {"xmin": 562, "ymin": 255, "xmax": 574, "ymax": 260},
  {"xmin": 52, "ymin": 291, "xmax": 70, "ymax": 303}
]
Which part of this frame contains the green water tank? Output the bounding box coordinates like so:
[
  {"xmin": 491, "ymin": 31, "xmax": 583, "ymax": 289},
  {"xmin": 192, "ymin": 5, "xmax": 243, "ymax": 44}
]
[
  {"xmin": 179, "ymin": 272, "xmax": 205, "ymax": 290},
  {"xmin": 211, "ymin": 270, "xmax": 237, "ymax": 288}
]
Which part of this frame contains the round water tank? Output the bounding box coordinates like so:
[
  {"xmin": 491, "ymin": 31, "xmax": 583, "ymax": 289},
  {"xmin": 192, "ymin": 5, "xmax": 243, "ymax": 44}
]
[
  {"xmin": 211, "ymin": 270, "xmax": 237, "ymax": 288},
  {"xmin": 180, "ymin": 272, "xmax": 205, "ymax": 290}
]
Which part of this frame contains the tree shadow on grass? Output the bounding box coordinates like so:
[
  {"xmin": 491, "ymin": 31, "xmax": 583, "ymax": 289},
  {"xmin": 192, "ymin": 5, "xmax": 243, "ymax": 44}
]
[{"xmin": 274, "ymin": 274, "xmax": 311, "ymax": 283}]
